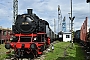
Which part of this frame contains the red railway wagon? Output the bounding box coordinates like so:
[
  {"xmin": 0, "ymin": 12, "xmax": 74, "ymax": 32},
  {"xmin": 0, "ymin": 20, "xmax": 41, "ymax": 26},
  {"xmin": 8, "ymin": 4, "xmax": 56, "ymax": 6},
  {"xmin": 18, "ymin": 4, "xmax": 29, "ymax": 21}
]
[
  {"xmin": 80, "ymin": 17, "xmax": 88, "ymax": 46},
  {"xmin": 0, "ymin": 28, "xmax": 12, "ymax": 44}
]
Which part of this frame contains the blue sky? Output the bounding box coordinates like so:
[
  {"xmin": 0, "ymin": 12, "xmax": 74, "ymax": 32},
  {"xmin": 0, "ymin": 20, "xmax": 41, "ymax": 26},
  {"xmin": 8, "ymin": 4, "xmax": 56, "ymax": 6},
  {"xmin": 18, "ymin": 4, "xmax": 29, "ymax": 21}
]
[{"xmin": 0, "ymin": 0, "xmax": 90, "ymax": 33}]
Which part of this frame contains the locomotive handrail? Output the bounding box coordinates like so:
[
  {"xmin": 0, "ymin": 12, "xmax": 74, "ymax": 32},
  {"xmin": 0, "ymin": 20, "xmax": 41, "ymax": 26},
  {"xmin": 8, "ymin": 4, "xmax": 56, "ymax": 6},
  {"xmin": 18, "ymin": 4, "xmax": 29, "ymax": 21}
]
[{"xmin": 37, "ymin": 32, "xmax": 46, "ymax": 34}]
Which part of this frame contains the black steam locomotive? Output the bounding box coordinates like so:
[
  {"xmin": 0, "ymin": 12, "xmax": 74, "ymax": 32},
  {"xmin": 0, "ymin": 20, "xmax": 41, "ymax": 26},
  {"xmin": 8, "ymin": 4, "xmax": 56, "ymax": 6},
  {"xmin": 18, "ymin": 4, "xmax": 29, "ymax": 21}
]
[{"xmin": 5, "ymin": 9, "xmax": 56, "ymax": 58}]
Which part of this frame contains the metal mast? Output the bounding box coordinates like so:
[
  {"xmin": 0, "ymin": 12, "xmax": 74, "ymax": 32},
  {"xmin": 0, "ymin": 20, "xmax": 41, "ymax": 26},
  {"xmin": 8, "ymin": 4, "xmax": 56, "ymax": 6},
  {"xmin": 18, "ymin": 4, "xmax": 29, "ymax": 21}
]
[
  {"xmin": 68, "ymin": 13, "xmax": 71, "ymax": 32},
  {"xmin": 58, "ymin": 5, "xmax": 62, "ymax": 32},
  {"xmin": 62, "ymin": 17, "xmax": 66, "ymax": 32},
  {"xmin": 69, "ymin": 0, "xmax": 75, "ymax": 47},
  {"xmin": 13, "ymin": 0, "xmax": 18, "ymax": 24}
]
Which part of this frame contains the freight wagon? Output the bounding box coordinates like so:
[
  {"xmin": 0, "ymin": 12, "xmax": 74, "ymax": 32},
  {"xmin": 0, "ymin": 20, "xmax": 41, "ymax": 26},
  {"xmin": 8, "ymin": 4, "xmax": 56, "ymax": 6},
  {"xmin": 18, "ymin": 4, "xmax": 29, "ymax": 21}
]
[{"xmin": 0, "ymin": 28, "xmax": 12, "ymax": 44}]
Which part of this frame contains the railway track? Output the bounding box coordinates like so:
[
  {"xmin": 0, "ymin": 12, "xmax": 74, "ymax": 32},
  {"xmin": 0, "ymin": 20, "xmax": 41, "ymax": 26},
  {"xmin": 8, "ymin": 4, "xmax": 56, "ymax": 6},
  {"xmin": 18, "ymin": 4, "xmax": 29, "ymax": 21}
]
[
  {"xmin": 63, "ymin": 44, "xmax": 70, "ymax": 57},
  {"xmin": 5, "ymin": 52, "xmax": 45, "ymax": 60},
  {"xmin": 5, "ymin": 55, "xmax": 45, "ymax": 60},
  {"xmin": 5, "ymin": 48, "xmax": 48, "ymax": 60},
  {"xmin": 5, "ymin": 49, "xmax": 46, "ymax": 60}
]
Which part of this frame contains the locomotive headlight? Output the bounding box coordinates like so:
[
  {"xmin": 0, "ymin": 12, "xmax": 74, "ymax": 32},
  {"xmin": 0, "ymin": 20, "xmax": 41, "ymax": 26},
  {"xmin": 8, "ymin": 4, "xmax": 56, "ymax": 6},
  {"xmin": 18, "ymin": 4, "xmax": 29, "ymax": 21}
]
[
  {"xmin": 10, "ymin": 37, "xmax": 13, "ymax": 41},
  {"xmin": 10, "ymin": 36, "xmax": 14, "ymax": 41},
  {"xmin": 34, "ymin": 37, "xmax": 36, "ymax": 40}
]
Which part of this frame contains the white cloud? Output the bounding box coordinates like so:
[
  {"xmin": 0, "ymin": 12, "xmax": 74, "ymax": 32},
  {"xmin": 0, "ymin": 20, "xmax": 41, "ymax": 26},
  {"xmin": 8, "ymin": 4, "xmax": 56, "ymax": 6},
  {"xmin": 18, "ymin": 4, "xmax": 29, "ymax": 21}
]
[{"xmin": 0, "ymin": 0, "xmax": 89, "ymax": 33}]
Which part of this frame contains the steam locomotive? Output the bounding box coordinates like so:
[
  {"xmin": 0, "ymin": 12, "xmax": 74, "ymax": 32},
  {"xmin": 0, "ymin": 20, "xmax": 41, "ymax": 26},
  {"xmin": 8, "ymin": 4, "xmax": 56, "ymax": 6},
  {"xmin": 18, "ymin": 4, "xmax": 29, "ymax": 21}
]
[{"xmin": 5, "ymin": 9, "xmax": 56, "ymax": 58}]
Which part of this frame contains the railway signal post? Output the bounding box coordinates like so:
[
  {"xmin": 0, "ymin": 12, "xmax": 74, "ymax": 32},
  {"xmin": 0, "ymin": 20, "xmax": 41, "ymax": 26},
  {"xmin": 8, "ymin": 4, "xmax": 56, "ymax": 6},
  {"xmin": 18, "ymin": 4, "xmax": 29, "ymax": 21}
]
[{"xmin": 69, "ymin": 0, "xmax": 75, "ymax": 47}]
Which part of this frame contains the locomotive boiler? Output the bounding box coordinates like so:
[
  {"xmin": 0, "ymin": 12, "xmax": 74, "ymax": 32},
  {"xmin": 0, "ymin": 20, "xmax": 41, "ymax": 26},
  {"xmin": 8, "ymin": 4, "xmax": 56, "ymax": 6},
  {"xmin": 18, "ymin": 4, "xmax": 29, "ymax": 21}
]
[
  {"xmin": 12, "ymin": 9, "xmax": 48, "ymax": 34},
  {"xmin": 5, "ymin": 9, "xmax": 55, "ymax": 58}
]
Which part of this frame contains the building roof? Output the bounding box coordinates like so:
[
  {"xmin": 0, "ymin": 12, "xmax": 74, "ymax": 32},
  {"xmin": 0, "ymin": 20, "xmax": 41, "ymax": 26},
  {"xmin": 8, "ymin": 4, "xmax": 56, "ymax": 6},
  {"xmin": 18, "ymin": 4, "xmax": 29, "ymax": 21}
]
[
  {"xmin": 63, "ymin": 32, "xmax": 71, "ymax": 34},
  {"xmin": 0, "ymin": 26, "xmax": 11, "ymax": 31}
]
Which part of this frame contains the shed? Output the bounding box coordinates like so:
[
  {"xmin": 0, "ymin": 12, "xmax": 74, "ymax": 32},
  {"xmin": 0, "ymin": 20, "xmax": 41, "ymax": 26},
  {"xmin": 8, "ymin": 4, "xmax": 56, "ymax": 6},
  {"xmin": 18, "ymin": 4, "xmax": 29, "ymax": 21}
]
[{"xmin": 63, "ymin": 32, "xmax": 71, "ymax": 42}]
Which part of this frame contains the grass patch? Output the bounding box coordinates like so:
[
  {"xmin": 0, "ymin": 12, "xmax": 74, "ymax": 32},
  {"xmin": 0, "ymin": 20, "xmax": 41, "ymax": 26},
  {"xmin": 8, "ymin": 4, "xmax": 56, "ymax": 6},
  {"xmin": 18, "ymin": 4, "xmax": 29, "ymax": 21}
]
[
  {"xmin": 44, "ymin": 42, "xmax": 85, "ymax": 60},
  {"xmin": 45, "ymin": 42, "xmax": 70, "ymax": 60},
  {"xmin": 0, "ymin": 44, "xmax": 12, "ymax": 60},
  {"xmin": 65, "ymin": 43, "xmax": 85, "ymax": 60}
]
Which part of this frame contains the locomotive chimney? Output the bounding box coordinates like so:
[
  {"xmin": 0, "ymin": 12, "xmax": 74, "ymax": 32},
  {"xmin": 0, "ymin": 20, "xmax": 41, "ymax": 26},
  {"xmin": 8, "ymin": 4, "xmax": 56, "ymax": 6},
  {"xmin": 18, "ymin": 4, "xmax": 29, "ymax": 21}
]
[{"xmin": 27, "ymin": 9, "xmax": 33, "ymax": 14}]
